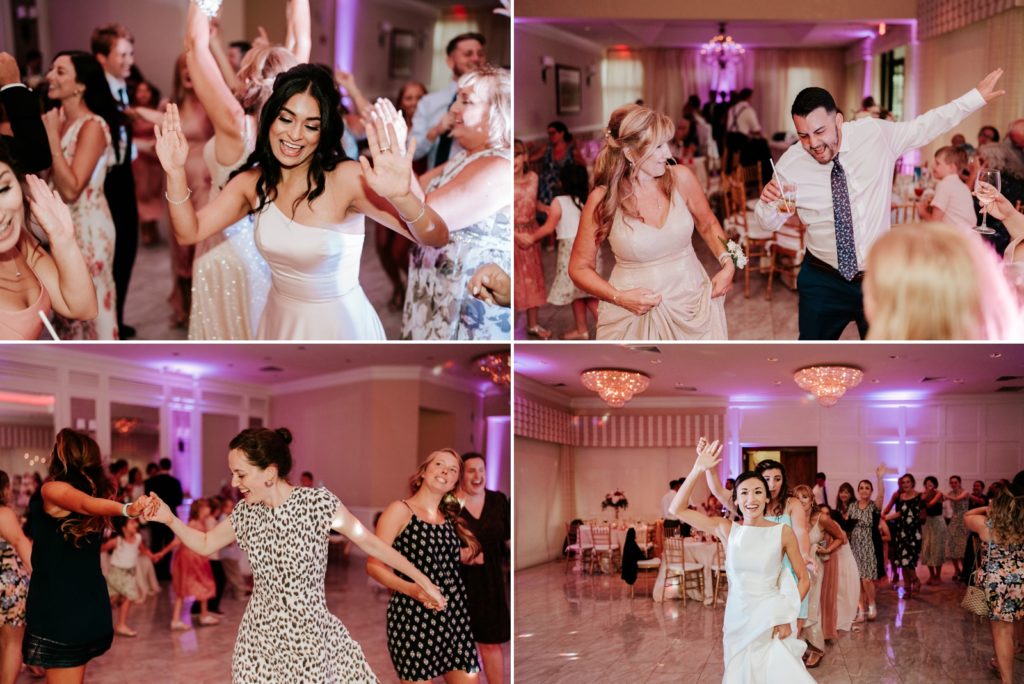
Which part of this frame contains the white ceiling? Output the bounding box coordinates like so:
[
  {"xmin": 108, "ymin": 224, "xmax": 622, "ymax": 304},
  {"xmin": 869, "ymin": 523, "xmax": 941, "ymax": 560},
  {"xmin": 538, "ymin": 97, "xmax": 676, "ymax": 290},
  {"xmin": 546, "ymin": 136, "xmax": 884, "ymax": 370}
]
[
  {"xmin": 514, "ymin": 343, "xmax": 1024, "ymax": 403},
  {"xmin": 519, "ymin": 19, "xmax": 911, "ymax": 49}
]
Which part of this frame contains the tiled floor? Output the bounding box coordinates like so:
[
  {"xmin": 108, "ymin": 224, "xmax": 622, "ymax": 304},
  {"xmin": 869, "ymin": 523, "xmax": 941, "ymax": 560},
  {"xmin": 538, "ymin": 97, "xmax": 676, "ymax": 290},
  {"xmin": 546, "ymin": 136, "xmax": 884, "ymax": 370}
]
[
  {"xmin": 514, "ymin": 238, "xmax": 862, "ymax": 341},
  {"xmin": 53, "ymin": 559, "xmax": 508, "ymax": 684},
  {"xmin": 122, "ymin": 222, "xmax": 404, "ymax": 341},
  {"xmin": 515, "ymin": 561, "xmax": 1021, "ymax": 683}
]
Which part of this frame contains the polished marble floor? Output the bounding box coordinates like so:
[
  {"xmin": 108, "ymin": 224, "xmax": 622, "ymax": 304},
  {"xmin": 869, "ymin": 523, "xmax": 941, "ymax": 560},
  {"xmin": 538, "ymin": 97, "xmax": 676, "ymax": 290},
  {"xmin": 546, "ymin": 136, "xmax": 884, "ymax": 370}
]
[
  {"xmin": 514, "ymin": 237, "xmax": 862, "ymax": 341},
  {"xmin": 25, "ymin": 559, "xmax": 508, "ymax": 684},
  {"xmin": 515, "ymin": 561, "xmax": 1021, "ymax": 683}
]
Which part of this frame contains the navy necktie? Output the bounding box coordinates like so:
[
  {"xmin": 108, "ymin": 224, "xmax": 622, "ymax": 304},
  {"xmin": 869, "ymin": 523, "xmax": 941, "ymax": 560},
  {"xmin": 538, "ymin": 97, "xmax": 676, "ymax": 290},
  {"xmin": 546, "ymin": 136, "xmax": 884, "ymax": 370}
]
[
  {"xmin": 831, "ymin": 154, "xmax": 858, "ymax": 280},
  {"xmin": 434, "ymin": 92, "xmax": 458, "ymax": 165}
]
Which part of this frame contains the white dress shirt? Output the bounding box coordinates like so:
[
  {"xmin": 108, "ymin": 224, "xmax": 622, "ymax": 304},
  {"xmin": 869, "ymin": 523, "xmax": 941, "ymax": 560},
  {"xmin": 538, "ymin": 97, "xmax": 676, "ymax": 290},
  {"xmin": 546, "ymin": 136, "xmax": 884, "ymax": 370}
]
[
  {"xmin": 727, "ymin": 102, "xmax": 761, "ymax": 136},
  {"xmin": 812, "ymin": 483, "xmax": 828, "ymax": 507},
  {"xmin": 410, "ymin": 80, "xmax": 462, "ymax": 166},
  {"xmin": 755, "ymin": 88, "xmax": 986, "ymax": 269},
  {"xmin": 661, "ymin": 489, "xmax": 680, "ymax": 521}
]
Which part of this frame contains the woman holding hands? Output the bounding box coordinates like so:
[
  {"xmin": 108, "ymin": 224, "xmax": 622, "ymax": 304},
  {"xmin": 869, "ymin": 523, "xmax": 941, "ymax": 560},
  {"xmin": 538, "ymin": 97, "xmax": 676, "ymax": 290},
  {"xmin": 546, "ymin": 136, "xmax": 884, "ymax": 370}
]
[
  {"xmin": 143, "ymin": 427, "xmax": 446, "ymax": 683},
  {"xmin": 670, "ymin": 439, "xmax": 813, "ymax": 683}
]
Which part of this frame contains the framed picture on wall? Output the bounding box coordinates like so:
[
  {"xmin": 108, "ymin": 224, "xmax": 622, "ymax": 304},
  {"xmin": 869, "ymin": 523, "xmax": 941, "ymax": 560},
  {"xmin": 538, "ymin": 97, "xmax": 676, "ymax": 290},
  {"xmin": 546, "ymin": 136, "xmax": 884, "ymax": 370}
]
[
  {"xmin": 556, "ymin": 65, "xmax": 582, "ymax": 115},
  {"xmin": 389, "ymin": 30, "xmax": 416, "ymax": 79}
]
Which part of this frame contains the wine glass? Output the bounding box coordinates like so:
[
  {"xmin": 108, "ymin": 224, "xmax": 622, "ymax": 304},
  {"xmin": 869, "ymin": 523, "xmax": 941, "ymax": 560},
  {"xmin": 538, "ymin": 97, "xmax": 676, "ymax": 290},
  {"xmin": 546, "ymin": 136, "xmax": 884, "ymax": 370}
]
[{"xmin": 974, "ymin": 170, "xmax": 1002, "ymax": 235}]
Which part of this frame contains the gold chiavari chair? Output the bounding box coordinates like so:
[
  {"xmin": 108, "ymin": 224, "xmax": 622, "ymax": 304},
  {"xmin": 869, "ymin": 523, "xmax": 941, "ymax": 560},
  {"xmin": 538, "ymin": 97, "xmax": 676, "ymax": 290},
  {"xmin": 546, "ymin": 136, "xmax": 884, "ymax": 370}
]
[{"xmin": 662, "ymin": 537, "xmax": 705, "ymax": 605}]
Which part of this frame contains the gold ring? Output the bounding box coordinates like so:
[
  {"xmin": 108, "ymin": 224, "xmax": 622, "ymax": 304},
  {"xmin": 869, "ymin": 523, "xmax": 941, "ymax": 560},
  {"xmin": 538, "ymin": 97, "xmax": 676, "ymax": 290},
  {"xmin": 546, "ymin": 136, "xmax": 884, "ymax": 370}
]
[{"xmin": 380, "ymin": 146, "xmax": 391, "ymax": 153}]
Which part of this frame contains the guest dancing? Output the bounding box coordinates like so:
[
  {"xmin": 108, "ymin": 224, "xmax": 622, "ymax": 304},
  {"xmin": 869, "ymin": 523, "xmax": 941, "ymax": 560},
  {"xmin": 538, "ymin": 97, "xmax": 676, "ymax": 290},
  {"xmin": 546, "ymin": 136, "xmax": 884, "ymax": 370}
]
[
  {"xmin": 42, "ymin": 50, "xmax": 121, "ymax": 339},
  {"xmin": 400, "ymin": 64, "xmax": 512, "ymax": 340},
  {"xmin": 883, "ymin": 472, "xmax": 924, "ymax": 597},
  {"xmin": 793, "ymin": 485, "xmax": 844, "ymax": 668},
  {"xmin": 512, "ymin": 138, "xmax": 550, "ymax": 338},
  {"xmin": 965, "ymin": 470, "xmax": 1024, "ymax": 684},
  {"xmin": 0, "ymin": 470, "xmax": 32, "ymax": 684},
  {"xmin": 0, "ymin": 151, "xmax": 97, "ymax": 339},
  {"xmin": 22, "ymin": 429, "xmax": 150, "ymax": 684},
  {"xmin": 144, "ymin": 427, "xmax": 446, "ymax": 682},
  {"xmin": 920, "ymin": 476, "xmax": 947, "ymax": 584},
  {"xmin": 181, "ymin": 1, "xmax": 300, "ymax": 339},
  {"xmin": 155, "ymin": 64, "xmax": 449, "ymax": 340},
  {"xmin": 670, "ymin": 440, "xmax": 813, "ymax": 683},
  {"xmin": 755, "ymin": 69, "xmax": 1005, "ymax": 339},
  {"xmin": 457, "ymin": 453, "xmax": 510, "ymax": 684},
  {"xmin": 369, "ymin": 449, "xmax": 481, "ymax": 683},
  {"xmin": 945, "ymin": 476, "xmax": 970, "ymax": 579},
  {"xmin": 845, "ymin": 469, "xmax": 886, "ymax": 620},
  {"xmin": 569, "ymin": 104, "xmax": 732, "ymax": 340}
]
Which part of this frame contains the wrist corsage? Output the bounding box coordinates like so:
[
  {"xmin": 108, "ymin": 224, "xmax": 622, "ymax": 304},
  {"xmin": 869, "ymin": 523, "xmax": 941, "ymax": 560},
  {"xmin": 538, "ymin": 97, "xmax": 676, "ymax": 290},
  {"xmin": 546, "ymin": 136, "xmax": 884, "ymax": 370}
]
[{"xmin": 718, "ymin": 237, "xmax": 747, "ymax": 270}]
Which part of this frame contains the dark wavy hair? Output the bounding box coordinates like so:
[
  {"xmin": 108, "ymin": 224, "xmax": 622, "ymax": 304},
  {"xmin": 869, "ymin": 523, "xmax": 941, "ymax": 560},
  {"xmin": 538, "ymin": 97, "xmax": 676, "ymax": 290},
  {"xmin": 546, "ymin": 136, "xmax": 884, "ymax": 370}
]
[
  {"xmin": 732, "ymin": 471, "xmax": 770, "ymax": 515},
  {"xmin": 754, "ymin": 459, "xmax": 791, "ymax": 517},
  {"xmin": 230, "ymin": 63, "xmax": 347, "ymax": 217},
  {"xmin": 48, "ymin": 428, "xmax": 113, "ymax": 546},
  {"xmin": 835, "ymin": 482, "xmax": 856, "ymax": 516},
  {"xmin": 409, "ymin": 449, "xmax": 480, "ymax": 556},
  {"xmin": 53, "ymin": 51, "xmax": 125, "ymax": 164},
  {"xmin": 228, "ymin": 427, "xmax": 293, "ymax": 479}
]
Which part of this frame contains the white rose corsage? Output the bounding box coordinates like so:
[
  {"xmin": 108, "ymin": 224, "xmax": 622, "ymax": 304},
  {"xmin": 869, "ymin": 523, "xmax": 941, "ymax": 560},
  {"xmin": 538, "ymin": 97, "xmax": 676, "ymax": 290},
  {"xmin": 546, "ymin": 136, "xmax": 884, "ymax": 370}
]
[
  {"xmin": 195, "ymin": 0, "xmax": 223, "ymax": 18},
  {"xmin": 719, "ymin": 237, "xmax": 747, "ymax": 270}
]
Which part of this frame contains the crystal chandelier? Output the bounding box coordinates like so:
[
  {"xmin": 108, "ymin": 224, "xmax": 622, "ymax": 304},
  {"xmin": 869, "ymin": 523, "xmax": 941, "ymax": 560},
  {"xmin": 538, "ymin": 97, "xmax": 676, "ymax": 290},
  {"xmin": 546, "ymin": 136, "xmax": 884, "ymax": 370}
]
[
  {"xmin": 793, "ymin": 365, "xmax": 864, "ymax": 407},
  {"xmin": 700, "ymin": 22, "xmax": 746, "ymax": 68},
  {"xmin": 474, "ymin": 352, "xmax": 510, "ymax": 387},
  {"xmin": 580, "ymin": 369, "xmax": 650, "ymax": 408}
]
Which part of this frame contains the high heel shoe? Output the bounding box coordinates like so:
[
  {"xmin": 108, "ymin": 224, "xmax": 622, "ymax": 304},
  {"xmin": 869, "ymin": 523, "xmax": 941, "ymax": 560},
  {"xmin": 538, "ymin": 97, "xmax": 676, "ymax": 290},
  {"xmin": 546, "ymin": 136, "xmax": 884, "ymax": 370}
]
[
  {"xmin": 867, "ymin": 603, "xmax": 877, "ymax": 621},
  {"xmin": 853, "ymin": 609, "xmax": 866, "ymax": 623}
]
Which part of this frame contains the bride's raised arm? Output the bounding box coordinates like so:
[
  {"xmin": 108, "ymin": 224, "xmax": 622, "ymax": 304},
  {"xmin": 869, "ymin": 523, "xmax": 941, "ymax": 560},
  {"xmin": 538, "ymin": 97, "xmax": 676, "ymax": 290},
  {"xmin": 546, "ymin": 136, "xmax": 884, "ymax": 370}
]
[
  {"xmin": 672, "ymin": 439, "xmax": 732, "ymax": 540},
  {"xmin": 699, "ymin": 437, "xmax": 738, "ymax": 518}
]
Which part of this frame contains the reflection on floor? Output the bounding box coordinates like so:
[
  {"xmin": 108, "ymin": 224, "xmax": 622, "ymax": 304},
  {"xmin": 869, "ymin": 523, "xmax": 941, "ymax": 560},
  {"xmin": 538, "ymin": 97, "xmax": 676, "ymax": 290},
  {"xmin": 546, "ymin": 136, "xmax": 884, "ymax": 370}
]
[
  {"xmin": 515, "ymin": 561, "xmax": 1015, "ymax": 683},
  {"xmin": 515, "ymin": 237, "xmax": 861, "ymax": 341},
  {"xmin": 123, "ymin": 223, "xmax": 404, "ymax": 341},
  {"xmin": 63, "ymin": 559, "xmax": 508, "ymax": 684}
]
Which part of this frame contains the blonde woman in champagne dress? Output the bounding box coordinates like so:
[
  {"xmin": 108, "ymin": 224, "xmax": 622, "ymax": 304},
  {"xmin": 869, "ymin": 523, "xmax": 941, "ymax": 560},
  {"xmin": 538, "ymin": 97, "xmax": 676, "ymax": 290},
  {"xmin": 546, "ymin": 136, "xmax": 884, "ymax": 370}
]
[{"xmin": 569, "ymin": 104, "xmax": 731, "ymax": 340}]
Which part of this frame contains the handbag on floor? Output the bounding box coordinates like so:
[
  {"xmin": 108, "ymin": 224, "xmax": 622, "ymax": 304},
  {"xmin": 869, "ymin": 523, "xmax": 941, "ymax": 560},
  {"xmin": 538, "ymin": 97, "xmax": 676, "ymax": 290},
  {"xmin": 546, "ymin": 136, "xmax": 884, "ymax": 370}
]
[{"xmin": 961, "ymin": 534, "xmax": 991, "ymax": 616}]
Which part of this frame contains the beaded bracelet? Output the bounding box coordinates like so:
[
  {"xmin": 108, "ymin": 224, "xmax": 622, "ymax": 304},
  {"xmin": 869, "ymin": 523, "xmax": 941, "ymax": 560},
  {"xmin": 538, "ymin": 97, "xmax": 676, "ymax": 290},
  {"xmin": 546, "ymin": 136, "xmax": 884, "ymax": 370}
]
[{"xmin": 165, "ymin": 188, "xmax": 193, "ymax": 206}]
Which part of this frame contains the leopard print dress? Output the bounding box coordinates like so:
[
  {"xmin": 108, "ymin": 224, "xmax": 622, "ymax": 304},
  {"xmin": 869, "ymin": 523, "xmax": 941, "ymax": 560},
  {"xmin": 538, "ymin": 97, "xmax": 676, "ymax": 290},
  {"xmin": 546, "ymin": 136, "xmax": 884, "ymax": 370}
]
[{"xmin": 230, "ymin": 487, "xmax": 377, "ymax": 683}]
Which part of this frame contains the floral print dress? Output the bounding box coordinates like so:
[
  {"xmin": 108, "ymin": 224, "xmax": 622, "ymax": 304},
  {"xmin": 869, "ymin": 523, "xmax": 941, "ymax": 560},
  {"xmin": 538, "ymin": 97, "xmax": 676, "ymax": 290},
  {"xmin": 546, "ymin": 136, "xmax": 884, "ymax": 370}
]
[
  {"xmin": 848, "ymin": 500, "xmax": 879, "ymax": 580},
  {"xmin": 402, "ymin": 148, "xmax": 511, "ymax": 340},
  {"xmin": 51, "ymin": 114, "xmax": 118, "ymax": 340},
  {"xmin": 894, "ymin": 494, "xmax": 923, "ymax": 568},
  {"xmin": 0, "ymin": 538, "xmax": 28, "ymax": 625},
  {"xmin": 980, "ymin": 521, "xmax": 1024, "ymax": 622}
]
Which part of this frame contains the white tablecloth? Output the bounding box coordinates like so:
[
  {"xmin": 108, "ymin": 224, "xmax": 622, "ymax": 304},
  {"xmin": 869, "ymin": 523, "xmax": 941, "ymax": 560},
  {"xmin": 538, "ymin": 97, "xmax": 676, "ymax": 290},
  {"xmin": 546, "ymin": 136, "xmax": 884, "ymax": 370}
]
[{"xmin": 652, "ymin": 540, "xmax": 718, "ymax": 604}]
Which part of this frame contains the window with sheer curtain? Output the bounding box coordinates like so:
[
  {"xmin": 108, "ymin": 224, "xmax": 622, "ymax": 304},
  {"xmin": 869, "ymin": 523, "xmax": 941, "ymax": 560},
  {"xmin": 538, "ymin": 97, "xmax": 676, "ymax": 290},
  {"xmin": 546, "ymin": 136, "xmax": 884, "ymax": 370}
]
[
  {"xmin": 430, "ymin": 16, "xmax": 479, "ymax": 91},
  {"xmin": 601, "ymin": 52, "xmax": 643, "ymax": 124}
]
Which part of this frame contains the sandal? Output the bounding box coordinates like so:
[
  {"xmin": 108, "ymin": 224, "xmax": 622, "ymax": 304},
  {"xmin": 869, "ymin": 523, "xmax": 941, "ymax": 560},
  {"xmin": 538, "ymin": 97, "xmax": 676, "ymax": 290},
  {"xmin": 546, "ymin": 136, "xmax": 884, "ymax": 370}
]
[
  {"xmin": 805, "ymin": 650, "xmax": 823, "ymax": 668},
  {"xmin": 115, "ymin": 626, "xmax": 138, "ymax": 637},
  {"xmin": 560, "ymin": 329, "xmax": 589, "ymax": 340},
  {"xmin": 170, "ymin": 620, "xmax": 190, "ymax": 631},
  {"xmin": 527, "ymin": 325, "xmax": 552, "ymax": 340},
  {"xmin": 198, "ymin": 615, "xmax": 221, "ymax": 626}
]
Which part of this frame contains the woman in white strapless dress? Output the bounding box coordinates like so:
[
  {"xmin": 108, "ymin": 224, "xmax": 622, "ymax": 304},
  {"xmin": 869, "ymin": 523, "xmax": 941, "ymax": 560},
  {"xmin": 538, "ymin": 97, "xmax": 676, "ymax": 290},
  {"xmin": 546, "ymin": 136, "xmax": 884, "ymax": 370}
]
[
  {"xmin": 155, "ymin": 64, "xmax": 449, "ymax": 340},
  {"xmin": 670, "ymin": 440, "xmax": 815, "ymax": 684},
  {"xmin": 569, "ymin": 104, "xmax": 732, "ymax": 340}
]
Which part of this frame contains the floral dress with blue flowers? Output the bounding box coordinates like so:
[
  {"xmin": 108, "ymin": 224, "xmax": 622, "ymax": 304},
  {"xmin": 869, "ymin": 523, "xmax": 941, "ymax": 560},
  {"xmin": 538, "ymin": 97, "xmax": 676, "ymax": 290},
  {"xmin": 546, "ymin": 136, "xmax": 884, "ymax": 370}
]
[
  {"xmin": 981, "ymin": 521, "xmax": 1024, "ymax": 622},
  {"xmin": 0, "ymin": 538, "xmax": 28, "ymax": 626},
  {"xmin": 401, "ymin": 148, "xmax": 511, "ymax": 340}
]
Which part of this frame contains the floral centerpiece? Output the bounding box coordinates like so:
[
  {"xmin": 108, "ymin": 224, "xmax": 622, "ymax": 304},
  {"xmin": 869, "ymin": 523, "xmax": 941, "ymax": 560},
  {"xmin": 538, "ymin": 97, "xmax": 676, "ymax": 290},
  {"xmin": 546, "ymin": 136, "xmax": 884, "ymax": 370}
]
[{"xmin": 601, "ymin": 490, "xmax": 629, "ymax": 518}]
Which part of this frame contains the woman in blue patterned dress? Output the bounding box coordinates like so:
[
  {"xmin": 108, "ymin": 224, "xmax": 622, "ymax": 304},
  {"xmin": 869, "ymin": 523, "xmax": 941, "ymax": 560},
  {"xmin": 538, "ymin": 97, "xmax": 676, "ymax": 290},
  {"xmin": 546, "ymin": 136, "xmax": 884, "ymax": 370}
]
[
  {"xmin": 0, "ymin": 471, "xmax": 32, "ymax": 684},
  {"xmin": 369, "ymin": 449, "xmax": 481, "ymax": 683},
  {"xmin": 883, "ymin": 473, "xmax": 923, "ymax": 597},
  {"xmin": 965, "ymin": 471, "xmax": 1024, "ymax": 684},
  {"xmin": 402, "ymin": 65, "xmax": 511, "ymax": 340}
]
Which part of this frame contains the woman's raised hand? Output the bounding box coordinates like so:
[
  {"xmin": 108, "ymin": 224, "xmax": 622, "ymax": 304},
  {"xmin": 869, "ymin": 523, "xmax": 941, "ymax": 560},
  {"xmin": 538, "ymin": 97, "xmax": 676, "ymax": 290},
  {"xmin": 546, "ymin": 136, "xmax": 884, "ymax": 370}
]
[
  {"xmin": 25, "ymin": 175, "xmax": 75, "ymax": 245},
  {"xmin": 371, "ymin": 98, "xmax": 409, "ymax": 156},
  {"xmin": 694, "ymin": 439, "xmax": 723, "ymax": 472},
  {"xmin": 359, "ymin": 112, "xmax": 416, "ymax": 201},
  {"xmin": 153, "ymin": 104, "xmax": 189, "ymax": 174},
  {"xmin": 875, "ymin": 464, "xmax": 887, "ymax": 479},
  {"xmin": 141, "ymin": 493, "xmax": 174, "ymax": 524}
]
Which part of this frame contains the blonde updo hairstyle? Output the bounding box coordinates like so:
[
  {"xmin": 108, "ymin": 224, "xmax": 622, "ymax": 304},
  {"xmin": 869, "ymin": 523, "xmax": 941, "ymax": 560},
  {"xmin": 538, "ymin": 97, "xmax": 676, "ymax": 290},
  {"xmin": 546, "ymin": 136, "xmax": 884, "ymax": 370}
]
[
  {"xmin": 592, "ymin": 104, "xmax": 675, "ymax": 244},
  {"xmin": 865, "ymin": 222, "xmax": 1021, "ymax": 340},
  {"xmin": 236, "ymin": 45, "xmax": 299, "ymax": 116}
]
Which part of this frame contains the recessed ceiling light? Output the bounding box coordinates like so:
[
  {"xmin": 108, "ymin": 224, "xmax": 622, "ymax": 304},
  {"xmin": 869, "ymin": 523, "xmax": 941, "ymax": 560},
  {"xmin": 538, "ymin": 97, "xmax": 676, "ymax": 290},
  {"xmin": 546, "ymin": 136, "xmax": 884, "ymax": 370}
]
[
  {"xmin": 171, "ymin": 352, "xmax": 180, "ymax": 357},
  {"xmin": 297, "ymin": 345, "xmax": 306, "ymax": 351},
  {"xmin": 767, "ymin": 357, "xmax": 778, "ymax": 362},
  {"xmin": 774, "ymin": 380, "xmax": 782, "ymax": 385},
  {"xmin": 953, "ymin": 378, "xmax": 965, "ymax": 384},
  {"xmin": 650, "ymin": 359, "xmax": 662, "ymax": 364},
  {"xmin": 872, "ymin": 379, "xmax": 881, "ymax": 384},
  {"xmin": 990, "ymin": 353, "xmax": 1003, "ymax": 359},
  {"xmin": 889, "ymin": 354, "xmax": 901, "ymax": 360}
]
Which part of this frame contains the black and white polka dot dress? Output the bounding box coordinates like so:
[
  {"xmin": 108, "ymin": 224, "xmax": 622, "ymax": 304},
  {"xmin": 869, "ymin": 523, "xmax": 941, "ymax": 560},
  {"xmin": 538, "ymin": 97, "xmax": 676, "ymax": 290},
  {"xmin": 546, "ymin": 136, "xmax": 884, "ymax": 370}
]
[
  {"xmin": 386, "ymin": 508, "xmax": 480, "ymax": 680},
  {"xmin": 230, "ymin": 487, "xmax": 378, "ymax": 683}
]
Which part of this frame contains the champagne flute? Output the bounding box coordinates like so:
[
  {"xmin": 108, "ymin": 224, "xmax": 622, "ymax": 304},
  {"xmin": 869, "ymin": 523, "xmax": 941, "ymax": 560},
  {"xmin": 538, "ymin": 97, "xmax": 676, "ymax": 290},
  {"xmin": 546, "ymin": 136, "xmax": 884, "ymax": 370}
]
[{"xmin": 974, "ymin": 170, "xmax": 1002, "ymax": 235}]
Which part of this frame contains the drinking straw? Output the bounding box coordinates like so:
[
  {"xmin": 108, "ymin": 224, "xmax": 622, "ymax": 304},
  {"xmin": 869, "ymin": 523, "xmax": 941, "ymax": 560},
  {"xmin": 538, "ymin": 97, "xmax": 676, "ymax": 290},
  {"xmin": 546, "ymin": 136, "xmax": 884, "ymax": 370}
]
[{"xmin": 37, "ymin": 311, "xmax": 59, "ymax": 341}]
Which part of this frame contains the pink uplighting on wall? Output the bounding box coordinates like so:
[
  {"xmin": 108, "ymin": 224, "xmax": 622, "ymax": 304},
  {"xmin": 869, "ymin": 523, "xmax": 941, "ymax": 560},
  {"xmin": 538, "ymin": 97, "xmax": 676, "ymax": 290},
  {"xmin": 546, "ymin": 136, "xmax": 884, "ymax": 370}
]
[
  {"xmin": 334, "ymin": 0, "xmax": 358, "ymax": 74},
  {"xmin": 0, "ymin": 392, "xmax": 55, "ymax": 408},
  {"xmin": 485, "ymin": 416, "xmax": 510, "ymax": 491}
]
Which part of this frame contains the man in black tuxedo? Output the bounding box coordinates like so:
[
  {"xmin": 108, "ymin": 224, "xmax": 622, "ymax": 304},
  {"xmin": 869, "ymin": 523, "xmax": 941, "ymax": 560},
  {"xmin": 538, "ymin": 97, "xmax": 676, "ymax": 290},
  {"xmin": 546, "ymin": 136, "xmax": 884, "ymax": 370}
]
[
  {"xmin": 0, "ymin": 52, "xmax": 51, "ymax": 173},
  {"xmin": 144, "ymin": 457, "xmax": 183, "ymax": 581},
  {"xmin": 92, "ymin": 24, "xmax": 138, "ymax": 338}
]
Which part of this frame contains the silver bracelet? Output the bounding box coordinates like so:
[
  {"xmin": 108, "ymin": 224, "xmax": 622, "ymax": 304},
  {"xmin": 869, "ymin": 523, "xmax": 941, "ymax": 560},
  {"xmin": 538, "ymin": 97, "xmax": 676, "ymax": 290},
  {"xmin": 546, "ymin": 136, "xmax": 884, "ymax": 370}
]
[
  {"xmin": 165, "ymin": 188, "xmax": 193, "ymax": 205},
  {"xmin": 398, "ymin": 200, "xmax": 427, "ymax": 224},
  {"xmin": 717, "ymin": 252, "xmax": 731, "ymax": 265},
  {"xmin": 122, "ymin": 501, "xmax": 137, "ymax": 518}
]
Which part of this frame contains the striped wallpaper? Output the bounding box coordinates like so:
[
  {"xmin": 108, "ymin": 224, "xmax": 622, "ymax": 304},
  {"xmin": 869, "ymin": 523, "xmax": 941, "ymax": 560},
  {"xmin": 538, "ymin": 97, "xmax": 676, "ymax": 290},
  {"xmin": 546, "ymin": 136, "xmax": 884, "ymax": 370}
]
[{"xmin": 515, "ymin": 395, "xmax": 724, "ymax": 447}]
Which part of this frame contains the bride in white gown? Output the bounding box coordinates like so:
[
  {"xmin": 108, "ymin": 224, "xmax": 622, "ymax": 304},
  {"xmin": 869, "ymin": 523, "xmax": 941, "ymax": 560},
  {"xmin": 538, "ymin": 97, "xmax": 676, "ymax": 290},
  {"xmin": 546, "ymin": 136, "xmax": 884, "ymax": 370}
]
[
  {"xmin": 155, "ymin": 64, "xmax": 449, "ymax": 340},
  {"xmin": 671, "ymin": 440, "xmax": 815, "ymax": 684}
]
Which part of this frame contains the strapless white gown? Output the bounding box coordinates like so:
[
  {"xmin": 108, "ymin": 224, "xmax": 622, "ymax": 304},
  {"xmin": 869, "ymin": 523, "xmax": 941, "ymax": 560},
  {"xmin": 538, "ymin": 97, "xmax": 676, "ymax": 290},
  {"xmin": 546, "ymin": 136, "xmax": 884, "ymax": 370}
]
[
  {"xmin": 254, "ymin": 202, "xmax": 385, "ymax": 340},
  {"xmin": 723, "ymin": 523, "xmax": 814, "ymax": 684}
]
